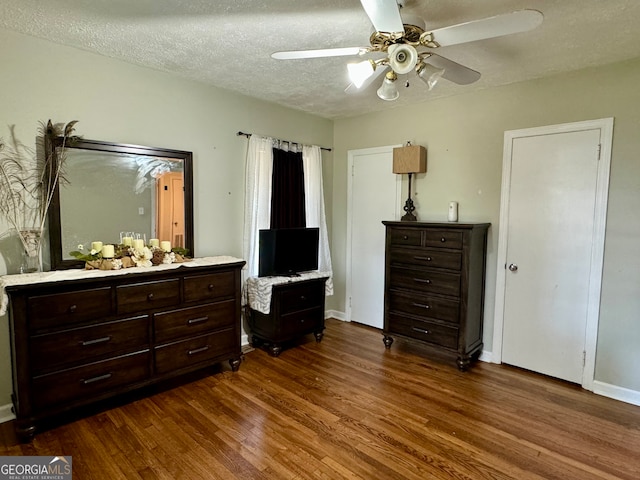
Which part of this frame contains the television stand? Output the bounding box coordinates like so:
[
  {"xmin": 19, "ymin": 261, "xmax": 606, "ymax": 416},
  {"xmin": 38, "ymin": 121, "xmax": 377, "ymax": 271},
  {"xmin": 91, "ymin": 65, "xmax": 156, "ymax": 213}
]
[{"xmin": 245, "ymin": 274, "xmax": 329, "ymax": 357}]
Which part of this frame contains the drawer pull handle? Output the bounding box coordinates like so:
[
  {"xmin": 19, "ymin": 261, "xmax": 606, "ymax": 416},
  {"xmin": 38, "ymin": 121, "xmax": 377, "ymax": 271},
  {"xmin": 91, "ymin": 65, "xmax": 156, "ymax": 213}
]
[
  {"xmin": 412, "ymin": 303, "xmax": 431, "ymax": 310},
  {"xmin": 187, "ymin": 316, "xmax": 209, "ymax": 325},
  {"xmin": 147, "ymin": 293, "xmax": 154, "ymax": 301},
  {"xmin": 208, "ymin": 284, "xmax": 214, "ymax": 290},
  {"xmin": 300, "ymin": 295, "xmax": 306, "ymax": 301},
  {"xmin": 403, "ymin": 235, "xmax": 409, "ymax": 240},
  {"xmin": 412, "ymin": 327, "xmax": 430, "ymax": 335},
  {"xmin": 440, "ymin": 237, "xmax": 446, "ymax": 243},
  {"xmin": 69, "ymin": 304, "xmax": 77, "ymax": 313},
  {"xmin": 414, "ymin": 256, "xmax": 432, "ymax": 262},
  {"xmin": 81, "ymin": 372, "xmax": 112, "ymax": 385},
  {"xmin": 80, "ymin": 336, "xmax": 112, "ymax": 346},
  {"xmin": 188, "ymin": 345, "xmax": 210, "ymax": 356},
  {"xmin": 414, "ymin": 278, "xmax": 431, "ymax": 285}
]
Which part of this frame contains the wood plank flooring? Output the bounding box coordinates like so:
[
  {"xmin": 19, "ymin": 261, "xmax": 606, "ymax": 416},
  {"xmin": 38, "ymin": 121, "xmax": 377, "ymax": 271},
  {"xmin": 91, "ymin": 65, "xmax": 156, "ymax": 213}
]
[{"xmin": 1, "ymin": 318, "xmax": 639, "ymax": 479}]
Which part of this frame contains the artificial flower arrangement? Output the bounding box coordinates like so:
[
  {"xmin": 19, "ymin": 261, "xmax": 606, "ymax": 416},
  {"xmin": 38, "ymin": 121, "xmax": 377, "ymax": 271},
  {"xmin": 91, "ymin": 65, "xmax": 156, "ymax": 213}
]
[{"xmin": 69, "ymin": 242, "xmax": 190, "ymax": 271}]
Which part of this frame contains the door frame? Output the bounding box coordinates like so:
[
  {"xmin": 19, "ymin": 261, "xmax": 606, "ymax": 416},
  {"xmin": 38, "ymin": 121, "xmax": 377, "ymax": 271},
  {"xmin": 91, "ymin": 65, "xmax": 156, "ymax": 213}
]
[
  {"xmin": 492, "ymin": 118, "xmax": 613, "ymax": 391},
  {"xmin": 346, "ymin": 145, "xmax": 402, "ymax": 323}
]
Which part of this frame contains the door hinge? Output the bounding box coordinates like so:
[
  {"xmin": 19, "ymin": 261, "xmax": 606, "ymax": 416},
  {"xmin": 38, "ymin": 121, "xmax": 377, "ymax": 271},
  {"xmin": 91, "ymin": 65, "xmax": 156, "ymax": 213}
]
[
  {"xmin": 597, "ymin": 144, "xmax": 602, "ymax": 160},
  {"xmin": 582, "ymin": 350, "xmax": 586, "ymax": 367}
]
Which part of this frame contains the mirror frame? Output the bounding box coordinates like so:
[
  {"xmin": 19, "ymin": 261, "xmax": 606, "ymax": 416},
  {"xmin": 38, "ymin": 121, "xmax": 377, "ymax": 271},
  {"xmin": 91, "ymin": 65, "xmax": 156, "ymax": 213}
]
[{"xmin": 47, "ymin": 137, "xmax": 194, "ymax": 270}]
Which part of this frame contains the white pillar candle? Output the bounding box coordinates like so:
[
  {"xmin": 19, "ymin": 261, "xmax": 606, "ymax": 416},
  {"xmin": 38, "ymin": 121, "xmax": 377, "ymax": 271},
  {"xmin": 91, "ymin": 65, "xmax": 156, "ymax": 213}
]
[
  {"xmin": 102, "ymin": 244, "xmax": 115, "ymax": 258},
  {"xmin": 122, "ymin": 236, "xmax": 133, "ymax": 247},
  {"xmin": 448, "ymin": 201, "xmax": 459, "ymax": 222},
  {"xmin": 91, "ymin": 241, "xmax": 103, "ymax": 252},
  {"xmin": 160, "ymin": 241, "xmax": 171, "ymax": 252},
  {"xmin": 149, "ymin": 238, "xmax": 160, "ymax": 248},
  {"xmin": 133, "ymin": 239, "xmax": 145, "ymax": 250}
]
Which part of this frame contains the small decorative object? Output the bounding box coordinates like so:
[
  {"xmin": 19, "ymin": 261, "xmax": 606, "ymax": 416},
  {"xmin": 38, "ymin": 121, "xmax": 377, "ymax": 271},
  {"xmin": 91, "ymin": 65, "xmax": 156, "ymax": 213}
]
[
  {"xmin": 69, "ymin": 239, "xmax": 189, "ymax": 270},
  {"xmin": 101, "ymin": 244, "xmax": 115, "ymax": 258},
  {"xmin": 393, "ymin": 142, "xmax": 427, "ymax": 221},
  {"xmin": 149, "ymin": 238, "xmax": 160, "ymax": 248},
  {"xmin": 448, "ymin": 201, "xmax": 459, "ymax": 222},
  {"xmin": 91, "ymin": 241, "xmax": 103, "ymax": 252},
  {"xmin": 160, "ymin": 240, "xmax": 171, "ymax": 252},
  {"xmin": 0, "ymin": 120, "xmax": 80, "ymax": 273}
]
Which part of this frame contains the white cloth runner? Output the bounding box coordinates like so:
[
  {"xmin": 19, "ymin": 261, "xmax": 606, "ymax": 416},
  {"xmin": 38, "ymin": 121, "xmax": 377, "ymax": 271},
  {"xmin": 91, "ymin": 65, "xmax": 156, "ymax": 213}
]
[
  {"xmin": 0, "ymin": 256, "xmax": 245, "ymax": 316},
  {"xmin": 243, "ymin": 271, "xmax": 331, "ymax": 315}
]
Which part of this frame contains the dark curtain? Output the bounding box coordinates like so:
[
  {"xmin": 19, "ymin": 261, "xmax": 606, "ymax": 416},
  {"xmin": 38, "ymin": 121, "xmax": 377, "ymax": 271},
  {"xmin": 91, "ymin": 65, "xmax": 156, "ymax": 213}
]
[{"xmin": 270, "ymin": 147, "xmax": 306, "ymax": 229}]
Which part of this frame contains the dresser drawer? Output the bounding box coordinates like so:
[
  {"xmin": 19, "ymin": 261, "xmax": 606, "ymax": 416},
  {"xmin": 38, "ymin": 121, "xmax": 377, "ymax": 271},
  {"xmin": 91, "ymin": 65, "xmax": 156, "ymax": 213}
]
[
  {"xmin": 31, "ymin": 350, "xmax": 150, "ymax": 409},
  {"xmin": 30, "ymin": 315, "xmax": 149, "ymax": 374},
  {"xmin": 27, "ymin": 287, "xmax": 112, "ymax": 331},
  {"xmin": 184, "ymin": 271, "xmax": 236, "ymax": 303},
  {"xmin": 280, "ymin": 307, "xmax": 324, "ymax": 338},
  {"xmin": 154, "ymin": 300, "xmax": 235, "ymax": 344},
  {"xmin": 116, "ymin": 279, "xmax": 180, "ymax": 315},
  {"xmin": 154, "ymin": 328, "xmax": 236, "ymax": 375},
  {"xmin": 423, "ymin": 230, "xmax": 463, "ymax": 249},
  {"xmin": 390, "ymin": 267, "xmax": 461, "ymax": 297},
  {"xmin": 388, "ymin": 314, "xmax": 458, "ymax": 349},
  {"xmin": 388, "ymin": 291, "xmax": 459, "ymax": 324},
  {"xmin": 389, "ymin": 247, "xmax": 462, "ymax": 271},
  {"xmin": 277, "ymin": 283, "xmax": 324, "ymax": 315},
  {"xmin": 389, "ymin": 228, "xmax": 422, "ymax": 247}
]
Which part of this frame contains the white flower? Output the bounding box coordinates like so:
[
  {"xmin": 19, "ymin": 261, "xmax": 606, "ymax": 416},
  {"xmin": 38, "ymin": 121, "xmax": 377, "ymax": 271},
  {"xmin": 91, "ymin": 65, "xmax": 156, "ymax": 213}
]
[
  {"xmin": 90, "ymin": 249, "xmax": 98, "ymax": 255},
  {"xmin": 132, "ymin": 246, "xmax": 154, "ymax": 267},
  {"xmin": 162, "ymin": 252, "xmax": 176, "ymax": 264},
  {"xmin": 111, "ymin": 259, "xmax": 123, "ymax": 270},
  {"xmin": 77, "ymin": 244, "xmax": 84, "ymax": 251}
]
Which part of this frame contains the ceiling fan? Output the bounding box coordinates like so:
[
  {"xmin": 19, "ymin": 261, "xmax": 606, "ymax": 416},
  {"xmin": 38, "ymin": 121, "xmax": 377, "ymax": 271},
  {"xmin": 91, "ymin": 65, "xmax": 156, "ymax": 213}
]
[{"xmin": 272, "ymin": 0, "xmax": 543, "ymax": 101}]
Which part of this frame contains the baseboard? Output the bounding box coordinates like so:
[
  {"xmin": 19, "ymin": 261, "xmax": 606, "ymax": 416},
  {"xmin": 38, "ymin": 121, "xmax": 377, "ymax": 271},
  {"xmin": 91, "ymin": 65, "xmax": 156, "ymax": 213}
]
[
  {"xmin": 0, "ymin": 403, "xmax": 15, "ymax": 424},
  {"xmin": 592, "ymin": 380, "xmax": 640, "ymax": 407},
  {"xmin": 479, "ymin": 350, "xmax": 493, "ymax": 363},
  {"xmin": 241, "ymin": 333, "xmax": 250, "ymax": 347},
  {"xmin": 325, "ymin": 310, "xmax": 347, "ymax": 321}
]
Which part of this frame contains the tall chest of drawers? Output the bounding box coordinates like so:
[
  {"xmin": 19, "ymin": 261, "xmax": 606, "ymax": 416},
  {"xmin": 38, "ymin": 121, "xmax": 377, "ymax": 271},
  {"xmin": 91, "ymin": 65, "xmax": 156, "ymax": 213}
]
[
  {"xmin": 382, "ymin": 222, "xmax": 490, "ymax": 370},
  {"xmin": 4, "ymin": 258, "xmax": 244, "ymax": 441}
]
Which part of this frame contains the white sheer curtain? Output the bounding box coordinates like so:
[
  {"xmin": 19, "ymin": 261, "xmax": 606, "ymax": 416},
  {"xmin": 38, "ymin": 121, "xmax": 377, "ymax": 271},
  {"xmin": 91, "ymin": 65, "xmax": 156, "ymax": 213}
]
[
  {"xmin": 303, "ymin": 145, "xmax": 333, "ymax": 294},
  {"xmin": 242, "ymin": 135, "xmax": 273, "ymax": 278},
  {"xmin": 242, "ymin": 136, "xmax": 333, "ymax": 294}
]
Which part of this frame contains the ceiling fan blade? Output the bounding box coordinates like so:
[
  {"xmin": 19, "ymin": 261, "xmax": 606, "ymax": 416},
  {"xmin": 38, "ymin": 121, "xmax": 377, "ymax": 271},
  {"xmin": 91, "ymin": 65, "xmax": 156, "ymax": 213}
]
[
  {"xmin": 426, "ymin": 54, "xmax": 481, "ymax": 85},
  {"xmin": 345, "ymin": 64, "xmax": 390, "ymax": 94},
  {"xmin": 272, "ymin": 47, "xmax": 364, "ymax": 60},
  {"xmin": 360, "ymin": 0, "xmax": 404, "ymax": 34},
  {"xmin": 429, "ymin": 9, "xmax": 543, "ymax": 47}
]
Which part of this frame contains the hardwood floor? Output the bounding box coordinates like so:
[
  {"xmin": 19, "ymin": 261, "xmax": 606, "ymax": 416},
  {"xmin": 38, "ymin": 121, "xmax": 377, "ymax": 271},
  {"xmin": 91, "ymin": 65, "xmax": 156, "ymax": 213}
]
[{"xmin": 1, "ymin": 318, "xmax": 639, "ymax": 479}]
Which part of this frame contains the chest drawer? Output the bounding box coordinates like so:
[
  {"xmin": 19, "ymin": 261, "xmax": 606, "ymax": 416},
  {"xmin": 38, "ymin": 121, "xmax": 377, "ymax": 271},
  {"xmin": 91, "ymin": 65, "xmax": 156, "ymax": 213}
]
[
  {"xmin": 116, "ymin": 279, "xmax": 180, "ymax": 315},
  {"xmin": 388, "ymin": 291, "xmax": 459, "ymax": 324},
  {"xmin": 27, "ymin": 287, "xmax": 112, "ymax": 331},
  {"xmin": 390, "ymin": 267, "xmax": 461, "ymax": 297},
  {"xmin": 389, "ymin": 247, "xmax": 462, "ymax": 271},
  {"xmin": 154, "ymin": 300, "xmax": 235, "ymax": 344},
  {"xmin": 280, "ymin": 307, "xmax": 324, "ymax": 338},
  {"xmin": 154, "ymin": 328, "xmax": 237, "ymax": 374},
  {"xmin": 276, "ymin": 283, "xmax": 324, "ymax": 315},
  {"xmin": 423, "ymin": 230, "xmax": 463, "ymax": 249},
  {"xmin": 388, "ymin": 314, "xmax": 458, "ymax": 349},
  {"xmin": 30, "ymin": 315, "xmax": 149, "ymax": 374},
  {"xmin": 31, "ymin": 350, "xmax": 150, "ymax": 409},
  {"xmin": 389, "ymin": 228, "xmax": 422, "ymax": 247},
  {"xmin": 184, "ymin": 271, "xmax": 236, "ymax": 303}
]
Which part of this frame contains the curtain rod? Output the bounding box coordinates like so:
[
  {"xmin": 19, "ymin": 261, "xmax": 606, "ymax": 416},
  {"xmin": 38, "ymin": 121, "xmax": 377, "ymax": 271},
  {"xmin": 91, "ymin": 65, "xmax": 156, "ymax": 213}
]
[{"xmin": 237, "ymin": 131, "xmax": 332, "ymax": 152}]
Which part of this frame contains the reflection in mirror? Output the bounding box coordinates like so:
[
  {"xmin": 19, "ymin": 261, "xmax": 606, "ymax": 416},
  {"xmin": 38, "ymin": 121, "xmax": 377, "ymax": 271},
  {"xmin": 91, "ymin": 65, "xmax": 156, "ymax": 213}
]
[{"xmin": 48, "ymin": 138, "xmax": 193, "ymax": 270}]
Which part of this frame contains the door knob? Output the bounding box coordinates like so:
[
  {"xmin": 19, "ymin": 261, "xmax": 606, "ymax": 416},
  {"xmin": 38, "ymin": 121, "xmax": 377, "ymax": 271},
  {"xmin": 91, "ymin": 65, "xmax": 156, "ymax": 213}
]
[{"xmin": 508, "ymin": 263, "xmax": 518, "ymax": 272}]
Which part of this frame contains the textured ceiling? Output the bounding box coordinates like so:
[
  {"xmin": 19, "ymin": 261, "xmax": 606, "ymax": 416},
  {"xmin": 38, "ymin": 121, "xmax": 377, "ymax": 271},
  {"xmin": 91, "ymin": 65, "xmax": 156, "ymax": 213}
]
[{"xmin": 2, "ymin": 0, "xmax": 640, "ymax": 119}]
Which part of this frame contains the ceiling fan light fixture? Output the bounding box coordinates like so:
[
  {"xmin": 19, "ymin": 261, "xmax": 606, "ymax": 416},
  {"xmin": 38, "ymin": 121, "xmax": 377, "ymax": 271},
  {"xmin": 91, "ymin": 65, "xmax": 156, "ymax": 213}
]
[
  {"xmin": 377, "ymin": 71, "xmax": 399, "ymax": 101},
  {"xmin": 417, "ymin": 62, "xmax": 445, "ymax": 90},
  {"xmin": 388, "ymin": 44, "xmax": 418, "ymax": 75},
  {"xmin": 347, "ymin": 59, "xmax": 376, "ymax": 88}
]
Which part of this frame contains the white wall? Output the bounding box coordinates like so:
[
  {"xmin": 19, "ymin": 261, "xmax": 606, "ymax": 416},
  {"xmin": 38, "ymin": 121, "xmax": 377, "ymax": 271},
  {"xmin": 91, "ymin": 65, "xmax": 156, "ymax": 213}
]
[
  {"xmin": 0, "ymin": 27, "xmax": 333, "ymax": 407},
  {"xmin": 331, "ymin": 57, "xmax": 640, "ymax": 394}
]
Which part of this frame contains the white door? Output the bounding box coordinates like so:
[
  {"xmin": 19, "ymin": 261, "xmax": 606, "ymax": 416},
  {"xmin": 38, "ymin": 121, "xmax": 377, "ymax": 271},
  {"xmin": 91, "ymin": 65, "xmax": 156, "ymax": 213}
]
[
  {"xmin": 347, "ymin": 146, "xmax": 401, "ymax": 328},
  {"xmin": 496, "ymin": 119, "xmax": 613, "ymax": 386}
]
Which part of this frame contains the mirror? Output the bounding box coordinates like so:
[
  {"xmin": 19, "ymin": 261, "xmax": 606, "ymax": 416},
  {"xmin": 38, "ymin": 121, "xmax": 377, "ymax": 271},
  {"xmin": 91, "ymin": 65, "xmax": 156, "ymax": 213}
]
[{"xmin": 48, "ymin": 138, "xmax": 194, "ymax": 270}]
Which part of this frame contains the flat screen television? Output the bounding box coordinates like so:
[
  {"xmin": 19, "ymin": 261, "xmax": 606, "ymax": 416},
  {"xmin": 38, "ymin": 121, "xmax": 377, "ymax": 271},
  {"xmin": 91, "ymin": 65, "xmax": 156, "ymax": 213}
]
[{"xmin": 258, "ymin": 227, "xmax": 320, "ymax": 277}]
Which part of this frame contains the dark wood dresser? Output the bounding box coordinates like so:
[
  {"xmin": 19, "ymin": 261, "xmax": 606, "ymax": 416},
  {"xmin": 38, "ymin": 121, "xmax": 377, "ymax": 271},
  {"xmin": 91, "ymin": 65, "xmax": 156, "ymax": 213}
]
[
  {"xmin": 4, "ymin": 258, "xmax": 245, "ymax": 441},
  {"xmin": 382, "ymin": 222, "xmax": 490, "ymax": 370},
  {"xmin": 246, "ymin": 276, "xmax": 328, "ymax": 357}
]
